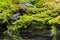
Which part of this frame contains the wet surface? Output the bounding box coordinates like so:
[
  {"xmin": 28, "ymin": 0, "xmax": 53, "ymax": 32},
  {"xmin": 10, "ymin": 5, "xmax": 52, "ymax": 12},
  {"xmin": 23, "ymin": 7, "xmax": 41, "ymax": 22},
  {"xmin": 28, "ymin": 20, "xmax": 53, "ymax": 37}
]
[
  {"xmin": 9, "ymin": 13, "xmax": 20, "ymax": 21},
  {"xmin": 20, "ymin": 29, "xmax": 53, "ymax": 40}
]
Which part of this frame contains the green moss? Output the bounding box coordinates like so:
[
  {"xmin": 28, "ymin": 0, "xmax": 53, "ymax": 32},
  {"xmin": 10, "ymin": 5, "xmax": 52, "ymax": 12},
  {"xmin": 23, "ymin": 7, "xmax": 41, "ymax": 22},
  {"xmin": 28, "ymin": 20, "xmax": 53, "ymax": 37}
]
[{"xmin": 0, "ymin": 0, "xmax": 60, "ymax": 40}]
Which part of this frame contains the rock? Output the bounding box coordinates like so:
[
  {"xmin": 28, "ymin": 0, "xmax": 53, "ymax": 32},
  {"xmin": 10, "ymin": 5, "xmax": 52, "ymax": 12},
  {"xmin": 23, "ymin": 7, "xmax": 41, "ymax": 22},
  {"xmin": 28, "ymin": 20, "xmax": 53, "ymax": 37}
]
[
  {"xmin": 9, "ymin": 13, "xmax": 20, "ymax": 21},
  {"xmin": 25, "ymin": 3, "xmax": 34, "ymax": 7},
  {"xmin": 18, "ymin": 4, "xmax": 27, "ymax": 13},
  {"xmin": 18, "ymin": 3, "xmax": 34, "ymax": 14}
]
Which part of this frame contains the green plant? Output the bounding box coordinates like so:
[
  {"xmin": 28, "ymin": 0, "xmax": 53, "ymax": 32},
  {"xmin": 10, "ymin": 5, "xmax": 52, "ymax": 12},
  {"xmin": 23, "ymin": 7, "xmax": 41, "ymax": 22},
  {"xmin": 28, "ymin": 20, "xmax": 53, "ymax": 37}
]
[{"xmin": 0, "ymin": 0, "xmax": 60, "ymax": 40}]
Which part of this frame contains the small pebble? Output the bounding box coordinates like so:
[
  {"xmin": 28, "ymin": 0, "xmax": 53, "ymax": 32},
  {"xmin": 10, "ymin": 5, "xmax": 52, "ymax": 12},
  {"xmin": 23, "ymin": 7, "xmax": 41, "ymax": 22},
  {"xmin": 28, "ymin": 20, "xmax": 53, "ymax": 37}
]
[
  {"xmin": 9, "ymin": 13, "xmax": 20, "ymax": 21},
  {"xmin": 25, "ymin": 3, "xmax": 34, "ymax": 7}
]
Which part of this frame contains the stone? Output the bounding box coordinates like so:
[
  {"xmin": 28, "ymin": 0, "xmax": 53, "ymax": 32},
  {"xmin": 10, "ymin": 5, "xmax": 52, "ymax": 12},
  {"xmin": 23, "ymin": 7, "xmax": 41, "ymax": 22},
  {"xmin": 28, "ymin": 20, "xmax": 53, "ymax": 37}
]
[
  {"xmin": 25, "ymin": 3, "xmax": 34, "ymax": 7},
  {"xmin": 18, "ymin": 4, "xmax": 27, "ymax": 13},
  {"xmin": 9, "ymin": 13, "xmax": 20, "ymax": 21}
]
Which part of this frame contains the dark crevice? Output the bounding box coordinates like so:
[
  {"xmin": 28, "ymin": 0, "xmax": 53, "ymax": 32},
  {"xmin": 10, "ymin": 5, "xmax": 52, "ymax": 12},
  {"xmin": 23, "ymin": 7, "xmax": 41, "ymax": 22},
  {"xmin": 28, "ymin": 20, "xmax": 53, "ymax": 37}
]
[
  {"xmin": 45, "ymin": 24, "xmax": 52, "ymax": 30},
  {"xmin": 0, "ymin": 22, "xmax": 8, "ymax": 39}
]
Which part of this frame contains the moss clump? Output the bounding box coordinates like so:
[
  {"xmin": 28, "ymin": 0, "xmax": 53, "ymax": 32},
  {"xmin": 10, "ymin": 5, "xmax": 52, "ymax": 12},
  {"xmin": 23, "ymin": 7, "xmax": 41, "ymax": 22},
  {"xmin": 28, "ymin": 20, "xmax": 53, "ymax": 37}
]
[{"xmin": 0, "ymin": 0, "xmax": 60, "ymax": 40}]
